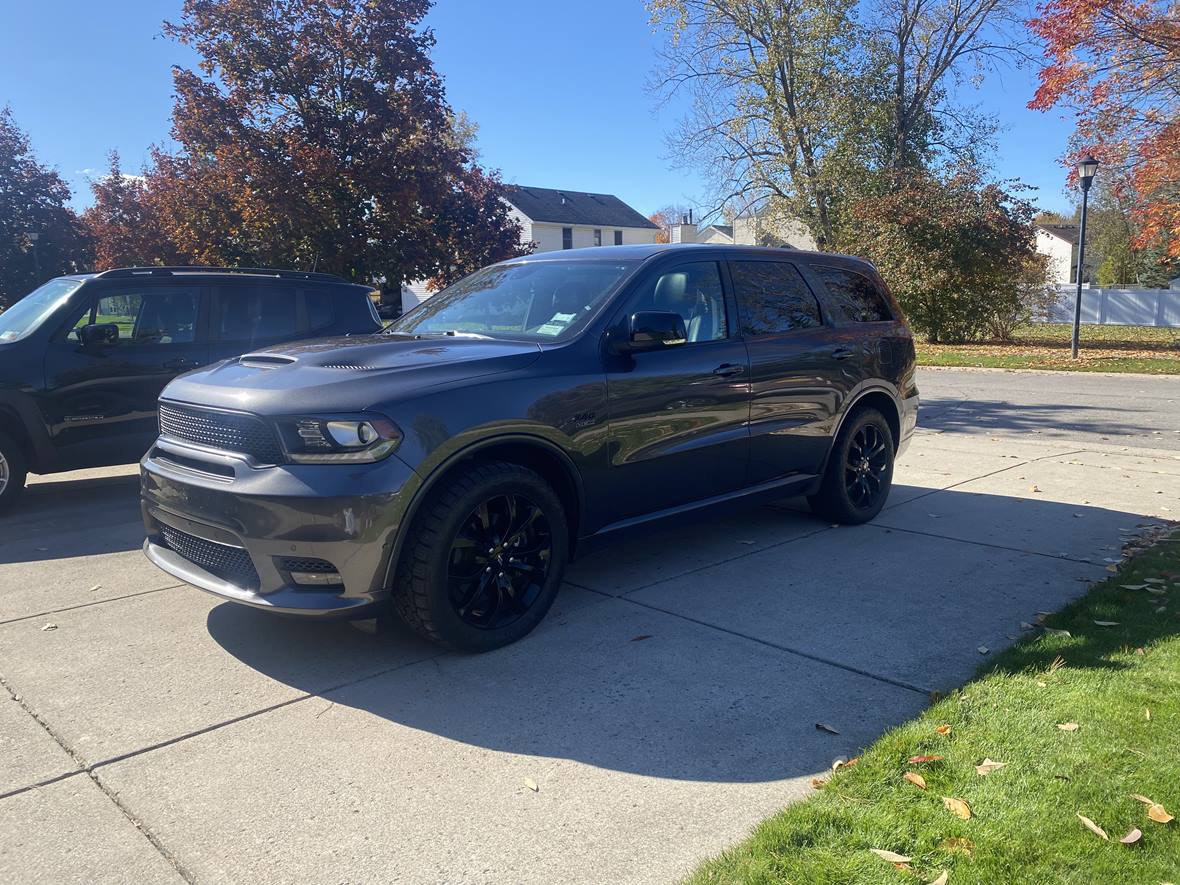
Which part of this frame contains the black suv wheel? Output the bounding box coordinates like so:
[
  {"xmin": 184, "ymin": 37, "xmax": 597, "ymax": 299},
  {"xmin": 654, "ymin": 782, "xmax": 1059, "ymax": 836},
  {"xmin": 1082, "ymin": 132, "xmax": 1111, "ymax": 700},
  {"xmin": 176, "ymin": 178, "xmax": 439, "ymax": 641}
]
[
  {"xmin": 808, "ymin": 407, "xmax": 895, "ymax": 524},
  {"xmin": 392, "ymin": 461, "xmax": 569, "ymax": 652},
  {"xmin": 0, "ymin": 430, "xmax": 28, "ymax": 515}
]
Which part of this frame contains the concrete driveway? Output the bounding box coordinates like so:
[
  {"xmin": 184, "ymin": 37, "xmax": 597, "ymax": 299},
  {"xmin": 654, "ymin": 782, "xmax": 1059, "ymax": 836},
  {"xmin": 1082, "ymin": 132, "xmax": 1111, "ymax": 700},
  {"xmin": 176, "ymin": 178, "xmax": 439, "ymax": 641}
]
[{"xmin": 2, "ymin": 367, "xmax": 1177, "ymax": 884}]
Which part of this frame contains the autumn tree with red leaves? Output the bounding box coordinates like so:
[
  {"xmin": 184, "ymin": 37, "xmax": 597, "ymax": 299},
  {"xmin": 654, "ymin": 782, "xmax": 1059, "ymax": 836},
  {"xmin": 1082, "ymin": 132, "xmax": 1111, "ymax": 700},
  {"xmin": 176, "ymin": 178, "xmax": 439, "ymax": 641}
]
[
  {"xmin": 1029, "ymin": 0, "xmax": 1179, "ymax": 263},
  {"xmin": 155, "ymin": 0, "xmax": 525, "ymax": 284},
  {"xmin": 82, "ymin": 152, "xmax": 180, "ymax": 269}
]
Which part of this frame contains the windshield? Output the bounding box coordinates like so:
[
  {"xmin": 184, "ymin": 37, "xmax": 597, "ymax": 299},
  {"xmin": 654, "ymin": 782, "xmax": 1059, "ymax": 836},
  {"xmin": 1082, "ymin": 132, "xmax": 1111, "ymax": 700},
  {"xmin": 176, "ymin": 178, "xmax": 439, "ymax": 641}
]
[
  {"xmin": 389, "ymin": 260, "xmax": 638, "ymax": 340},
  {"xmin": 0, "ymin": 278, "xmax": 85, "ymax": 343}
]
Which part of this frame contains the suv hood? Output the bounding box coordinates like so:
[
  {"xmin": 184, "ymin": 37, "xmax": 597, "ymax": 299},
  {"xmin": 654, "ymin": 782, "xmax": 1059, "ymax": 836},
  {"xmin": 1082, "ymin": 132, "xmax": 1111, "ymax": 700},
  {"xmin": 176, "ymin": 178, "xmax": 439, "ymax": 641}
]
[{"xmin": 162, "ymin": 333, "xmax": 543, "ymax": 414}]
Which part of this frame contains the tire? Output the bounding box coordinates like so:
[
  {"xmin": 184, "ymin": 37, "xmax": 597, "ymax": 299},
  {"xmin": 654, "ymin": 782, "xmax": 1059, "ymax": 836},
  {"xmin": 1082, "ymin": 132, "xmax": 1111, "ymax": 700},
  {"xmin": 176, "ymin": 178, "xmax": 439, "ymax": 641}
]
[
  {"xmin": 0, "ymin": 430, "xmax": 28, "ymax": 516},
  {"xmin": 808, "ymin": 407, "xmax": 895, "ymax": 525},
  {"xmin": 391, "ymin": 461, "xmax": 569, "ymax": 652}
]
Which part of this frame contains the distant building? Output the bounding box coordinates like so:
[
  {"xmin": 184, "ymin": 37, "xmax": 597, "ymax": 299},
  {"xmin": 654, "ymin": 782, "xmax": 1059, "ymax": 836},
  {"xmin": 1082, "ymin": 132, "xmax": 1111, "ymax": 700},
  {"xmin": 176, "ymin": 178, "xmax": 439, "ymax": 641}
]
[
  {"xmin": 1035, "ymin": 223, "xmax": 1079, "ymax": 285},
  {"xmin": 402, "ymin": 185, "xmax": 660, "ymax": 312},
  {"xmin": 669, "ymin": 205, "xmax": 818, "ymax": 251}
]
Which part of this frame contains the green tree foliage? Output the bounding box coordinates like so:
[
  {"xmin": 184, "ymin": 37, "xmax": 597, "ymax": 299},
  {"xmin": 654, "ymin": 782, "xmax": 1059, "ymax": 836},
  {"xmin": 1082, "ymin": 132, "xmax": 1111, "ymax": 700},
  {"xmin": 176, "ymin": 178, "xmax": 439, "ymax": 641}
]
[
  {"xmin": 844, "ymin": 169, "xmax": 1052, "ymax": 342},
  {"xmin": 0, "ymin": 107, "xmax": 89, "ymax": 307}
]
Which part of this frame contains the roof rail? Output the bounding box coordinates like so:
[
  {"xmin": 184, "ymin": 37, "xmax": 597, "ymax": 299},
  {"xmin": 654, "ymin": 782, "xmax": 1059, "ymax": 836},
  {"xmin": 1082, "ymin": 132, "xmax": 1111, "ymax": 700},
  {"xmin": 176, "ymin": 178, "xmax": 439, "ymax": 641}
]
[{"xmin": 94, "ymin": 266, "xmax": 349, "ymax": 283}]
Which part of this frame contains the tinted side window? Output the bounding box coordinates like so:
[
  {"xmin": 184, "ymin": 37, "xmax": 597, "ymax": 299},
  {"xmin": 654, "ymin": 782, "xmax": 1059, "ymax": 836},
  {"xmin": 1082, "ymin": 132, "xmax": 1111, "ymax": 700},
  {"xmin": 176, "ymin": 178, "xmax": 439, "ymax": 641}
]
[
  {"xmin": 730, "ymin": 261, "xmax": 821, "ymax": 336},
  {"xmin": 216, "ymin": 285, "xmax": 297, "ymax": 343},
  {"xmin": 628, "ymin": 261, "xmax": 728, "ymax": 343},
  {"xmin": 73, "ymin": 288, "xmax": 201, "ymax": 344},
  {"xmin": 304, "ymin": 288, "xmax": 335, "ymax": 331},
  {"xmin": 813, "ymin": 266, "xmax": 893, "ymax": 323}
]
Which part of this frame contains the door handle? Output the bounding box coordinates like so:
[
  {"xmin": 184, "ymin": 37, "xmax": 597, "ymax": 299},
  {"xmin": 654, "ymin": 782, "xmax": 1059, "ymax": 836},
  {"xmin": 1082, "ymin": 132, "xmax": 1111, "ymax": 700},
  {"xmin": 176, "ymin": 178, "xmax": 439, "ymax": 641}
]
[
  {"xmin": 712, "ymin": 363, "xmax": 746, "ymax": 378},
  {"xmin": 164, "ymin": 358, "xmax": 200, "ymax": 371},
  {"xmin": 832, "ymin": 347, "xmax": 854, "ymax": 361}
]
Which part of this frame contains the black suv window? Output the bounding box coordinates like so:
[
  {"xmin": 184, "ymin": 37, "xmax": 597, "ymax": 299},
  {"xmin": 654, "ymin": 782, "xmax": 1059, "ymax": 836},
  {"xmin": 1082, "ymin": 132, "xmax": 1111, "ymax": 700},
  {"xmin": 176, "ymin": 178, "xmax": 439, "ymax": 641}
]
[
  {"xmin": 304, "ymin": 288, "xmax": 336, "ymax": 332},
  {"xmin": 216, "ymin": 285, "xmax": 297, "ymax": 343},
  {"xmin": 813, "ymin": 265, "xmax": 893, "ymax": 323},
  {"xmin": 73, "ymin": 288, "xmax": 201, "ymax": 344},
  {"xmin": 629, "ymin": 261, "xmax": 728, "ymax": 343},
  {"xmin": 731, "ymin": 261, "xmax": 822, "ymax": 336}
]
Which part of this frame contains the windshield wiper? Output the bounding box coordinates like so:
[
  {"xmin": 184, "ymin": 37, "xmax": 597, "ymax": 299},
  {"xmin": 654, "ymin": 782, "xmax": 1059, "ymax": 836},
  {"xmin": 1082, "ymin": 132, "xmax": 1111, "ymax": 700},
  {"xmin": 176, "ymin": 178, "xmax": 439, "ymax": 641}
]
[{"xmin": 409, "ymin": 330, "xmax": 492, "ymax": 340}]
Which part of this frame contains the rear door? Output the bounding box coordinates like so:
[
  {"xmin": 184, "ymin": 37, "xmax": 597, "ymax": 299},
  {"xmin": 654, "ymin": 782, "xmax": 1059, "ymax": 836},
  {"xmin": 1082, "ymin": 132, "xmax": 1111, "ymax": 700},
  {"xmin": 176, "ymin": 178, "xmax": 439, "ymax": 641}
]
[
  {"xmin": 42, "ymin": 282, "xmax": 210, "ymax": 466},
  {"xmin": 727, "ymin": 256, "xmax": 850, "ymax": 483}
]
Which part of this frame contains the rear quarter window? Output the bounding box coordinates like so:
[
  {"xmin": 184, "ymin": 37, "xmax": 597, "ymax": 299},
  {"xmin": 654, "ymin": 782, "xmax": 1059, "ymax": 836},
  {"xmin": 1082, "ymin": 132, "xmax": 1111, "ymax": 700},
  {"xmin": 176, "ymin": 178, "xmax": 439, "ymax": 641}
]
[
  {"xmin": 303, "ymin": 288, "xmax": 336, "ymax": 332},
  {"xmin": 812, "ymin": 265, "xmax": 894, "ymax": 323}
]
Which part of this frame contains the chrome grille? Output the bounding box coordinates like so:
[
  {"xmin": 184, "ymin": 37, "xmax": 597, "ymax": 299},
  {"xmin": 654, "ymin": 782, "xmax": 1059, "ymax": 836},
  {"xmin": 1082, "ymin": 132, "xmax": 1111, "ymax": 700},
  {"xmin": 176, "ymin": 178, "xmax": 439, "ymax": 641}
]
[
  {"xmin": 158, "ymin": 402, "xmax": 283, "ymax": 464},
  {"xmin": 159, "ymin": 525, "xmax": 260, "ymax": 591}
]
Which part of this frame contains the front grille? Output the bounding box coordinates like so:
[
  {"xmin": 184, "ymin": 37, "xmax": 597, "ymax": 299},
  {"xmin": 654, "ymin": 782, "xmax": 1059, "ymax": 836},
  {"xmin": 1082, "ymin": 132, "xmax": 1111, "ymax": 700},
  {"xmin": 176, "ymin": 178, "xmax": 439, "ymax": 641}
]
[
  {"xmin": 159, "ymin": 525, "xmax": 260, "ymax": 590},
  {"xmin": 159, "ymin": 402, "xmax": 283, "ymax": 464}
]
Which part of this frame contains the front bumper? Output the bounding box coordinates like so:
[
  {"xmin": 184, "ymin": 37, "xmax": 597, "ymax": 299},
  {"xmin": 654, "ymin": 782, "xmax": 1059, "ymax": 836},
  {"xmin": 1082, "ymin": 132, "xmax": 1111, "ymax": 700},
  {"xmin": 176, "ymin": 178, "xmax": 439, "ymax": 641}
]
[{"xmin": 141, "ymin": 437, "xmax": 421, "ymax": 618}]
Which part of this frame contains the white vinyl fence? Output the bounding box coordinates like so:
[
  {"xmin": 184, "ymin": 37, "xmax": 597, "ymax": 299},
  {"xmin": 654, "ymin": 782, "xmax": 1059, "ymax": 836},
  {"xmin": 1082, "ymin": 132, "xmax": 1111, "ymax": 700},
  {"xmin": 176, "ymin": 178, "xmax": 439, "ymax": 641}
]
[{"xmin": 1043, "ymin": 285, "xmax": 1180, "ymax": 327}]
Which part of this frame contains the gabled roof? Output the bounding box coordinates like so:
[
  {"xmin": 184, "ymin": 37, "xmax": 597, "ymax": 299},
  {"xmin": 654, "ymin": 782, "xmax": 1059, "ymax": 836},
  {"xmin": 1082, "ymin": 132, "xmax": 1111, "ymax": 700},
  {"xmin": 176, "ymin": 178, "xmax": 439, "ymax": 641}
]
[
  {"xmin": 1037, "ymin": 223, "xmax": 1079, "ymax": 245},
  {"xmin": 504, "ymin": 185, "xmax": 659, "ymax": 230},
  {"xmin": 700, "ymin": 224, "xmax": 734, "ymax": 239}
]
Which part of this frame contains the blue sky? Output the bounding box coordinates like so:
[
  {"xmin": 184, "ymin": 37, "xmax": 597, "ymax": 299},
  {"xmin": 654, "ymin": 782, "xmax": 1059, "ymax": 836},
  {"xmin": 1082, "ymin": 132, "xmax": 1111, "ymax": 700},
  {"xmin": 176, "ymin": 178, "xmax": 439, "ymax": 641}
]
[{"xmin": 0, "ymin": 0, "xmax": 1077, "ymax": 217}]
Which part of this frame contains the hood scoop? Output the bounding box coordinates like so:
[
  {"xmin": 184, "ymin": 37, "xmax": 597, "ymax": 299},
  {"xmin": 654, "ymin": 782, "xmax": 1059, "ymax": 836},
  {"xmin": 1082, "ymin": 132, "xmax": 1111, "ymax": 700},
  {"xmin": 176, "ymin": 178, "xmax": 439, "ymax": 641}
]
[{"xmin": 239, "ymin": 353, "xmax": 297, "ymax": 369}]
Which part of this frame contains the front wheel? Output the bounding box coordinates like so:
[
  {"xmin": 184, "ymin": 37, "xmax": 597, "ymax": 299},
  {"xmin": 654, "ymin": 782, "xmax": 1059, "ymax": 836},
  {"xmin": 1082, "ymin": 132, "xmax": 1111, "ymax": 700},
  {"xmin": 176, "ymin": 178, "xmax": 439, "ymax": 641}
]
[
  {"xmin": 0, "ymin": 431, "xmax": 29, "ymax": 516},
  {"xmin": 808, "ymin": 408, "xmax": 894, "ymax": 525},
  {"xmin": 391, "ymin": 461, "xmax": 569, "ymax": 652}
]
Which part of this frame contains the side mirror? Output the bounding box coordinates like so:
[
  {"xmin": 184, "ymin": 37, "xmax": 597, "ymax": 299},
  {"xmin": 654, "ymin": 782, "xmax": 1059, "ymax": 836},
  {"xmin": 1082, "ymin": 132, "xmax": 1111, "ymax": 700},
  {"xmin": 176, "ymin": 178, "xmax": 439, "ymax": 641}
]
[
  {"xmin": 77, "ymin": 323, "xmax": 120, "ymax": 348},
  {"xmin": 617, "ymin": 311, "xmax": 688, "ymax": 353}
]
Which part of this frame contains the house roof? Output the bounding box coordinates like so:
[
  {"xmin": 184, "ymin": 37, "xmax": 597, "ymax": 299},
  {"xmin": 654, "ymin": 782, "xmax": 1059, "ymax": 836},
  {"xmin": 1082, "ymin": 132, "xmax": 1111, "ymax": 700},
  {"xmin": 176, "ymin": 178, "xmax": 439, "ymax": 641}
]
[
  {"xmin": 700, "ymin": 224, "xmax": 734, "ymax": 239},
  {"xmin": 504, "ymin": 185, "xmax": 659, "ymax": 230},
  {"xmin": 1037, "ymin": 223, "xmax": 1079, "ymax": 245}
]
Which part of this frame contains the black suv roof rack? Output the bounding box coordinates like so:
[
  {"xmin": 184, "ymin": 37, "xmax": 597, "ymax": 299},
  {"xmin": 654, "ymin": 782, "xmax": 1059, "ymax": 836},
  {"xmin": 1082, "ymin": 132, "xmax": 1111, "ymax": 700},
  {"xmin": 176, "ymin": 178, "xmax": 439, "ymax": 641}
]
[{"xmin": 94, "ymin": 266, "xmax": 349, "ymax": 283}]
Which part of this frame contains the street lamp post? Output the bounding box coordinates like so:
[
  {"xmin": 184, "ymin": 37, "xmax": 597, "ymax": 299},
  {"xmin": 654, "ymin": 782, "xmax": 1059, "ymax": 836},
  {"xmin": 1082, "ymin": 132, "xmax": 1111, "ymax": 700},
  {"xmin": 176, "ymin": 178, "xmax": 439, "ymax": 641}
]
[{"xmin": 1071, "ymin": 155, "xmax": 1100, "ymax": 359}]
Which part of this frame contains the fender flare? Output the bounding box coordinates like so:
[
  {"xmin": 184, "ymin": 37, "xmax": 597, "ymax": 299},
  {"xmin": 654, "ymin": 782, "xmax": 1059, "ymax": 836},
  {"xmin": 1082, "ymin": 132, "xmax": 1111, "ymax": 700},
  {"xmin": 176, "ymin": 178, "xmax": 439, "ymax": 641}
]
[{"xmin": 817, "ymin": 384, "xmax": 904, "ymax": 477}]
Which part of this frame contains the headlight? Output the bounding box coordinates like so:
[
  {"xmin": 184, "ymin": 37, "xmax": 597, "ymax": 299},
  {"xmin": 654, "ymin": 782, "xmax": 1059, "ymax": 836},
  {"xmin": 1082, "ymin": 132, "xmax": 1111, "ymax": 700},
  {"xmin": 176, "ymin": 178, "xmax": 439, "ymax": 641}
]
[{"xmin": 274, "ymin": 414, "xmax": 402, "ymax": 463}]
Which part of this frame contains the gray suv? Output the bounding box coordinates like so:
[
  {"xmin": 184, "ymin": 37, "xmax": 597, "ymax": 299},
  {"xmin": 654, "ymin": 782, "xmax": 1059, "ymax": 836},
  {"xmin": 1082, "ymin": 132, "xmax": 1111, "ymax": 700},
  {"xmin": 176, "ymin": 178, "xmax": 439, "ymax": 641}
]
[{"xmin": 141, "ymin": 245, "xmax": 918, "ymax": 651}]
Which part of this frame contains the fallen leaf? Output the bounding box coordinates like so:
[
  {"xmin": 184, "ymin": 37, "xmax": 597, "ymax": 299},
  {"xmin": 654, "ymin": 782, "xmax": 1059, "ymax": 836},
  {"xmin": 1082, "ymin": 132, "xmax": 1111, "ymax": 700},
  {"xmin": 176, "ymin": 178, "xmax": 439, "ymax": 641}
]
[
  {"xmin": 977, "ymin": 645, "xmax": 989, "ymax": 654},
  {"xmin": 935, "ymin": 724, "xmax": 952, "ymax": 735},
  {"xmin": 870, "ymin": 849, "xmax": 911, "ymax": 864},
  {"xmin": 1120, "ymin": 827, "xmax": 1142, "ymax": 844},
  {"xmin": 927, "ymin": 873, "xmax": 949, "ymax": 885},
  {"xmin": 1078, "ymin": 813, "xmax": 1109, "ymax": 840},
  {"xmin": 815, "ymin": 723, "xmax": 840, "ymax": 735},
  {"xmin": 1121, "ymin": 584, "xmax": 1147, "ymax": 590},
  {"xmin": 975, "ymin": 759, "xmax": 1007, "ymax": 776},
  {"xmin": 1030, "ymin": 485, "xmax": 1042, "ymax": 493},
  {"xmin": 1145, "ymin": 707, "xmax": 1151, "ymax": 720},
  {"xmin": 522, "ymin": 777, "xmax": 538, "ymax": 792},
  {"xmin": 1147, "ymin": 587, "xmax": 1166, "ymax": 596},
  {"xmin": 41, "ymin": 623, "xmax": 57, "ymax": 632},
  {"xmin": 904, "ymin": 771, "xmax": 927, "ymax": 789},
  {"xmin": 630, "ymin": 635, "xmax": 652, "ymax": 642},
  {"xmin": 1058, "ymin": 722, "xmax": 1080, "ymax": 732},
  {"xmin": 1044, "ymin": 628, "xmax": 1072, "ymax": 638},
  {"xmin": 942, "ymin": 796, "xmax": 972, "ymax": 820},
  {"xmin": 940, "ymin": 837, "xmax": 974, "ymax": 856},
  {"xmin": 1094, "ymin": 620, "xmax": 1120, "ymax": 627},
  {"xmin": 88, "ymin": 584, "xmax": 101, "ymax": 593},
  {"xmin": 1147, "ymin": 804, "xmax": 1174, "ymax": 824},
  {"xmin": 810, "ymin": 777, "xmax": 826, "ymax": 789},
  {"xmin": 909, "ymin": 755, "xmax": 944, "ymax": 764},
  {"xmin": 832, "ymin": 757, "xmax": 858, "ymax": 771}
]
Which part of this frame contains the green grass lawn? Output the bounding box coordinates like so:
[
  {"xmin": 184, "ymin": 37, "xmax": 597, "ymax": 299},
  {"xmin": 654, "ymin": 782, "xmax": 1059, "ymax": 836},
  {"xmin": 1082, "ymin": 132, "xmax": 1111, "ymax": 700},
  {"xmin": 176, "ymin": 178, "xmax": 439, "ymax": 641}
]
[
  {"xmin": 689, "ymin": 528, "xmax": 1180, "ymax": 884},
  {"xmin": 918, "ymin": 323, "xmax": 1180, "ymax": 374}
]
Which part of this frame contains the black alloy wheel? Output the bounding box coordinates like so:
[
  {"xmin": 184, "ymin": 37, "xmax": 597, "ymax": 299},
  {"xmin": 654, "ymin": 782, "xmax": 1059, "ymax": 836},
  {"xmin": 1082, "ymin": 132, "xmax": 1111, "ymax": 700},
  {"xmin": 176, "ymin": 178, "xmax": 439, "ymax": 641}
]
[
  {"xmin": 843, "ymin": 423, "xmax": 890, "ymax": 510},
  {"xmin": 447, "ymin": 493, "xmax": 553, "ymax": 630}
]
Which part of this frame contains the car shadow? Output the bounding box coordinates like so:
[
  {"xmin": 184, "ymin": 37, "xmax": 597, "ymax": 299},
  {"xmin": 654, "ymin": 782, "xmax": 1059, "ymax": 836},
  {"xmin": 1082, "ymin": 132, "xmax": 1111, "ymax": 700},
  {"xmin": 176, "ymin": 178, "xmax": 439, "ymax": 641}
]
[
  {"xmin": 205, "ymin": 486, "xmax": 1170, "ymax": 783},
  {"xmin": 918, "ymin": 395, "xmax": 1170, "ymax": 444}
]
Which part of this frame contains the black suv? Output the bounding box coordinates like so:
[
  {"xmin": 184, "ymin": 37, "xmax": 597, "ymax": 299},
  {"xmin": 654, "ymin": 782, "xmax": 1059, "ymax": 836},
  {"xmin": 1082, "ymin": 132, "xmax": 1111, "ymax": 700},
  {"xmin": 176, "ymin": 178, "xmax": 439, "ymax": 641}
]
[
  {"xmin": 0, "ymin": 267, "xmax": 382, "ymax": 510},
  {"xmin": 141, "ymin": 245, "xmax": 918, "ymax": 651}
]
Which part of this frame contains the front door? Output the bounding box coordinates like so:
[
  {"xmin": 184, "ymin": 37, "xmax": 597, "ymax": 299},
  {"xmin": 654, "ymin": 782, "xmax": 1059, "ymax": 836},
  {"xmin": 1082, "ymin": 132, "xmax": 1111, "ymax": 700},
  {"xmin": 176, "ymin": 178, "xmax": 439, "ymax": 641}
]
[
  {"xmin": 602, "ymin": 259, "xmax": 751, "ymax": 521},
  {"xmin": 42, "ymin": 283, "xmax": 209, "ymax": 468}
]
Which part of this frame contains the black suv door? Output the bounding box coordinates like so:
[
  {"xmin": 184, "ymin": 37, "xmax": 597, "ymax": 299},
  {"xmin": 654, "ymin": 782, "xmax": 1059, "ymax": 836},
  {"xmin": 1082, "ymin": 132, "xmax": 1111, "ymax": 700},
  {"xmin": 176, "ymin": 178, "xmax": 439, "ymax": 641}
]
[
  {"xmin": 727, "ymin": 256, "xmax": 850, "ymax": 483},
  {"xmin": 42, "ymin": 282, "xmax": 210, "ymax": 467},
  {"xmin": 602, "ymin": 258, "xmax": 751, "ymax": 519}
]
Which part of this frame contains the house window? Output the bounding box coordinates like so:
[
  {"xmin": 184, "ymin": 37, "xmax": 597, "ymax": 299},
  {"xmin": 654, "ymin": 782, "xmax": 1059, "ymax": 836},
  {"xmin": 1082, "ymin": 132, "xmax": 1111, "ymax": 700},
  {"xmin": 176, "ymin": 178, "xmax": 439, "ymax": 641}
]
[
  {"xmin": 614, "ymin": 230, "xmax": 623, "ymax": 245},
  {"xmin": 593, "ymin": 229, "xmax": 602, "ymax": 247},
  {"xmin": 562, "ymin": 227, "xmax": 573, "ymax": 250}
]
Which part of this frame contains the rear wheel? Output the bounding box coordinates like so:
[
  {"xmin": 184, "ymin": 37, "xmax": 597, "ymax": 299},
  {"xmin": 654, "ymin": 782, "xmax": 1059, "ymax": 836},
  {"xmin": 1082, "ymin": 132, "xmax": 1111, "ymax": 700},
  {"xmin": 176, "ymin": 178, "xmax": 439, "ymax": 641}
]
[
  {"xmin": 392, "ymin": 461, "xmax": 569, "ymax": 652},
  {"xmin": 808, "ymin": 407, "xmax": 894, "ymax": 525},
  {"xmin": 0, "ymin": 430, "xmax": 28, "ymax": 516}
]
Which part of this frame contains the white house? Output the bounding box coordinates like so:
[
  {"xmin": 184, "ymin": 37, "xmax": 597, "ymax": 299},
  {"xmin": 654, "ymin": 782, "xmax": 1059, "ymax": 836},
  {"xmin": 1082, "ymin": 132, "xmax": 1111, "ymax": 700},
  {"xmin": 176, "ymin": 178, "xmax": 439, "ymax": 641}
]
[
  {"xmin": 401, "ymin": 185, "xmax": 660, "ymax": 312},
  {"xmin": 1035, "ymin": 223, "xmax": 1079, "ymax": 285},
  {"xmin": 669, "ymin": 206, "xmax": 819, "ymax": 251}
]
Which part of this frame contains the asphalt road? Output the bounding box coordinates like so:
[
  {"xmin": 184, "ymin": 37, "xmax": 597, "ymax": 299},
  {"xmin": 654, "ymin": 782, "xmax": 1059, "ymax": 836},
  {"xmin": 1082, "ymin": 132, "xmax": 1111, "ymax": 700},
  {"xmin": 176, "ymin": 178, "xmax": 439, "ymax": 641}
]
[
  {"xmin": 2, "ymin": 367, "xmax": 1178, "ymax": 884},
  {"xmin": 917, "ymin": 366, "xmax": 1180, "ymax": 451}
]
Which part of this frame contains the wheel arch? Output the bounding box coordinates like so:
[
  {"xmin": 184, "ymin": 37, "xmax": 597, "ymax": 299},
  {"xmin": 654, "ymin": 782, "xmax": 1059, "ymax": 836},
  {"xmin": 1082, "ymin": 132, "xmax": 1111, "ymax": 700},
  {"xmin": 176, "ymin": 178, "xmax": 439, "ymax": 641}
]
[
  {"xmin": 820, "ymin": 387, "xmax": 902, "ymax": 475},
  {"xmin": 383, "ymin": 434, "xmax": 587, "ymax": 589}
]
